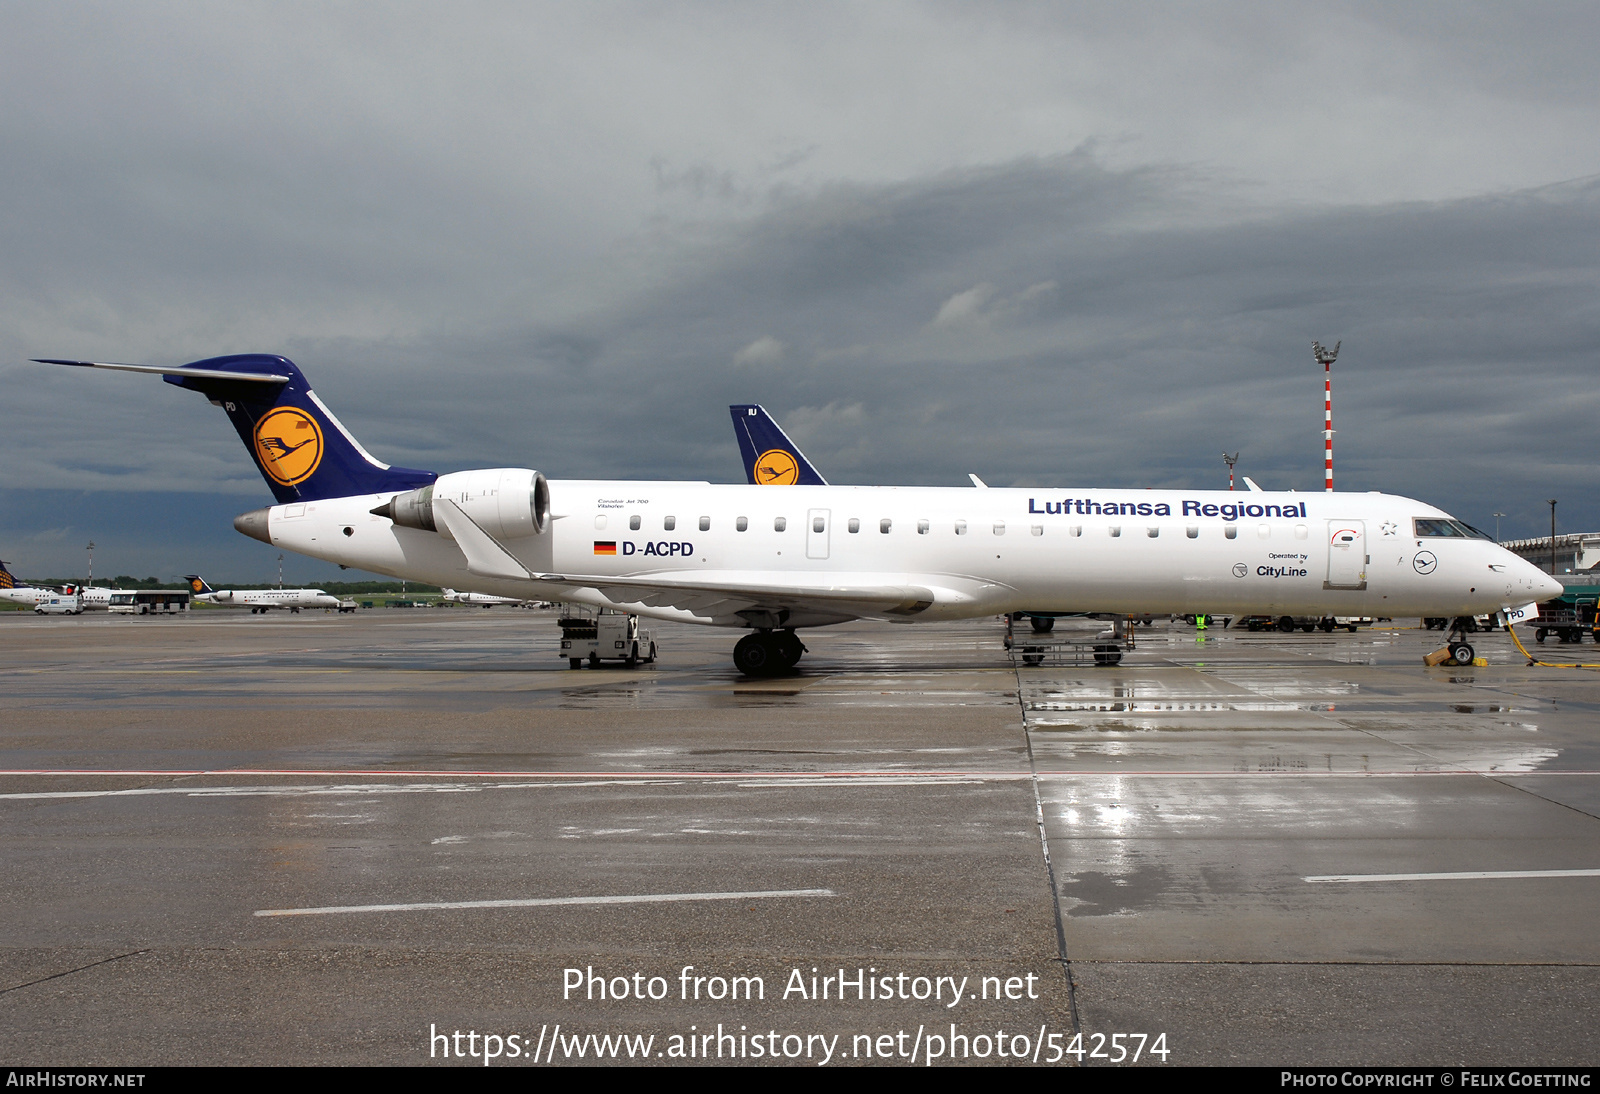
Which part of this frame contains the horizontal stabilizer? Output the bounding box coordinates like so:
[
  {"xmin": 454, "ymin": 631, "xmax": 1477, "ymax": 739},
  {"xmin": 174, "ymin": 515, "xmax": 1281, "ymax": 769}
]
[{"xmin": 34, "ymin": 359, "xmax": 290, "ymax": 383}]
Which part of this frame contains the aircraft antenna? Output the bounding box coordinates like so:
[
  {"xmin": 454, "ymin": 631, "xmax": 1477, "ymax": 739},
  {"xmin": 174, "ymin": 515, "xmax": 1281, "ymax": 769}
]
[
  {"xmin": 1222, "ymin": 453, "xmax": 1239, "ymax": 492},
  {"xmin": 1312, "ymin": 341, "xmax": 1340, "ymax": 492}
]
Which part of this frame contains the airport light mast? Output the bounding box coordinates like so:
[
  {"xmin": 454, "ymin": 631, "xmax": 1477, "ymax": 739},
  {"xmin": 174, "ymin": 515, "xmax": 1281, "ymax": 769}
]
[
  {"xmin": 1548, "ymin": 500, "xmax": 1558, "ymax": 574},
  {"xmin": 1312, "ymin": 341, "xmax": 1340, "ymax": 492},
  {"xmin": 1222, "ymin": 452, "xmax": 1238, "ymax": 491},
  {"xmin": 86, "ymin": 541, "xmax": 94, "ymax": 584}
]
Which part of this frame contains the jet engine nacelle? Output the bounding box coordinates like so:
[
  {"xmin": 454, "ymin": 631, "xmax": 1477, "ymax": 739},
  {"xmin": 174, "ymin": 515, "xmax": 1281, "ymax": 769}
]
[{"xmin": 375, "ymin": 468, "xmax": 550, "ymax": 542}]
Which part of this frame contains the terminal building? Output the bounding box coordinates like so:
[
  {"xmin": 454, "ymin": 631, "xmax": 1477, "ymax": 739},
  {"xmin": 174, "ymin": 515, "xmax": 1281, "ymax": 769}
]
[{"xmin": 1500, "ymin": 532, "xmax": 1600, "ymax": 575}]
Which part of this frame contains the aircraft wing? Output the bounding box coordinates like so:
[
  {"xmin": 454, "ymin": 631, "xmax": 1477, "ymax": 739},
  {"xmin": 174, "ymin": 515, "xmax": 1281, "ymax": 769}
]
[
  {"xmin": 433, "ymin": 496, "xmax": 941, "ymax": 624},
  {"xmin": 533, "ymin": 570, "xmax": 936, "ymax": 624}
]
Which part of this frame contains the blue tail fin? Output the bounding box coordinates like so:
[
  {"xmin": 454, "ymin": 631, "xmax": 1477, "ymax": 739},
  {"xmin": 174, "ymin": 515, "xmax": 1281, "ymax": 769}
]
[
  {"xmin": 37, "ymin": 355, "xmax": 437, "ymax": 503},
  {"xmin": 184, "ymin": 575, "xmax": 214, "ymax": 596},
  {"xmin": 729, "ymin": 405, "xmax": 828, "ymax": 486}
]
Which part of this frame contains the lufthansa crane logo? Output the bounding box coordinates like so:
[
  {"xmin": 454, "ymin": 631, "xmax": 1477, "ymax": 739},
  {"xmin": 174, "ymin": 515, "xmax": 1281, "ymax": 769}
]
[
  {"xmin": 754, "ymin": 449, "xmax": 800, "ymax": 485},
  {"xmin": 253, "ymin": 407, "xmax": 324, "ymax": 486},
  {"xmin": 189, "ymin": 578, "xmax": 204, "ymax": 594}
]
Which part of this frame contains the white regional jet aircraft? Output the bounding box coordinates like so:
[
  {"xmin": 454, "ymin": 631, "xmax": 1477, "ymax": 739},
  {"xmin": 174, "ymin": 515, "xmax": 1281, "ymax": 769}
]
[
  {"xmin": 185, "ymin": 575, "xmax": 343, "ymax": 613},
  {"xmin": 37, "ymin": 356, "xmax": 1560, "ymax": 674},
  {"xmin": 441, "ymin": 588, "xmax": 530, "ymax": 607}
]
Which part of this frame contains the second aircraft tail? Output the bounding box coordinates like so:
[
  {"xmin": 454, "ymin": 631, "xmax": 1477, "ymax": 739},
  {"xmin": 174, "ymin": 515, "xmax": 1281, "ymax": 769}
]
[{"xmin": 729, "ymin": 405, "xmax": 828, "ymax": 486}]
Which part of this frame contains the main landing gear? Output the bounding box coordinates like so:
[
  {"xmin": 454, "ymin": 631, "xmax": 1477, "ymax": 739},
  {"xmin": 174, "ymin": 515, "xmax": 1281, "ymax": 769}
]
[{"xmin": 732, "ymin": 630, "xmax": 807, "ymax": 677}]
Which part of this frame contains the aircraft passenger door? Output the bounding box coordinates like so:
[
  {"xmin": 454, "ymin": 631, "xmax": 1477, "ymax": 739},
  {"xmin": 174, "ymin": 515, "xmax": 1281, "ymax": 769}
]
[
  {"xmin": 807, "ymin": 509, "xmax": 831, "ymax": 560},
  {"xmin": 1325, "ymin": 521, "xmax": 1367, "ymax": 590}
]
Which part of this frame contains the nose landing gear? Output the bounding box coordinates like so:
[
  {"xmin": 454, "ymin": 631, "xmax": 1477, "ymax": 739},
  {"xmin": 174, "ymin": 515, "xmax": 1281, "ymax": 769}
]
[{"xmin": 732, "ymin": 629, "xmax": 807, "ymax": 677}]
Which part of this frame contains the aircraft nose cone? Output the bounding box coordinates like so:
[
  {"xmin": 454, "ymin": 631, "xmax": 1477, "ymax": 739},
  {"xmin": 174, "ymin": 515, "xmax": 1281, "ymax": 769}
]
[{"xmin": 1535, "ymin": 571, "xmax": 1564, "ymax": 600}]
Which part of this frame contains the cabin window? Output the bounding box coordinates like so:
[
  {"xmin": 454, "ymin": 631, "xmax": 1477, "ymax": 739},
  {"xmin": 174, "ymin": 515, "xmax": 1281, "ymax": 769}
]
[
  {"xmin": 848, "ymin": 518, "xmax": 860, "ymax": 533},
  {"xmin": 594, "ymin": 514, "xmax": 607, "ymax": 530},
  {"xmin": 1186, "ymin": 525, "xmax": 1198, "ymax": 538},
  {"xmin": 1147, "ymin": 527, "xmax": 1159, "ymax": 538},
  {"xmin": 917, "ymin": 519, "xmax": 929, "ymax": 534},
  {"xmin": 629, "ymin": 515, "xmax": 641, "ymax": 531},
  {"xmin": 1109, "ymin": 526, "xmax": 1121, "ymax": 537},
  {"xmin": 699, "ymin": 516, "xmax": 710, "ymax": 532},
  {"xmin": 814, "ymin": 516, "xmax": 826, "ymax": 533},
  {"xmin": 955, "ymin": 520, "xmax": 967, "ymax": 535},
  {"xmin": 880, "ymin": 519, "xmax": 892, "ymax": 534},
  {"xmin": 1294, "ymin": 524, "xmax": 1307, "ymax": 539},
  {"xmin": 736, "ymin": 517, "xmax": 748, "ymax": 532},
  {"xmin": 1031, "ymin": 525, "xmax": 1043, "ymax": 536},
  {"xmin": 1070, "ymin": 525, "xmax": 1082, "ymax": 537},
  {"xmin": 663, "ymin": 516, "xmax": 676, "ymax": 531},
  {"xmin": 774, "ymin": 517, "xmax": 787, "ymax": 532},
  {"xmin": 1258, "ymin": 524, "xmax": 1271, "ymax": 539},
  {"xmin": 1225, "ymin": 525, "xmax": 1237, "ymax": 540},
  {"xmin": 993, "ymin": 522, "xmax": 1005, "ymax": 535}
]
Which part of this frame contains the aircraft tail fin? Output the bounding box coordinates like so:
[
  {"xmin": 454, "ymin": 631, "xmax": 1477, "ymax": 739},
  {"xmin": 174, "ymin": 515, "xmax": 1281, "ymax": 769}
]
[
  {"xmin": 35, "ymin": 356, "xmax": 437, "ymax": 504},
  {"xmin": 185, "ymin": 575, "xmax": 215, "ymax": 596},
  {"xmin": 0, "ymin": 561, "xmax": 16, "ymax": 590},
  {"xmin": 728, "ymin": 405, "xmax": 828, "ymax": 486}
]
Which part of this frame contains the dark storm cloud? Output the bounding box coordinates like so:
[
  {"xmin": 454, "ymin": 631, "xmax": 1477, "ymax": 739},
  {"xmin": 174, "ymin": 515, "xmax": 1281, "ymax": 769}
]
[{"xmin": 4, "ymin": 3, "xmax": 1599, "ymax": 578}]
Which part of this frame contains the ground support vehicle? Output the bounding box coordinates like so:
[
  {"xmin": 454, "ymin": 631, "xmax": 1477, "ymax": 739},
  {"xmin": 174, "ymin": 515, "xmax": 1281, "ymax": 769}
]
[
  {"xmin": 1004, "ymin": 614, "xmax": 1134, "ymax": 667},
  {"xmin": 35, "ymin": 595, "xmax": 83, "ymax": 615},
  {"xmin": 559, "ymin": 608, "xmax": 657, "ymax": 668}
]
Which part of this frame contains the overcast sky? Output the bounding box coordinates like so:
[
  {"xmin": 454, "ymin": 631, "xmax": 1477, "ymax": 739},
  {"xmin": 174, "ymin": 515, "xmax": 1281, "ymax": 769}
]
[{"xmin": 2, "ymin": 2, "xmax": 1597, "ymax": 582}]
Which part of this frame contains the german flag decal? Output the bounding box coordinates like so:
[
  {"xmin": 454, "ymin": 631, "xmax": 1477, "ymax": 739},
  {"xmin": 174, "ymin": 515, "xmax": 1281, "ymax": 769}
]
[{"xmin": 593, "ymin": 541, "xmax": 617, "ymax": 555}]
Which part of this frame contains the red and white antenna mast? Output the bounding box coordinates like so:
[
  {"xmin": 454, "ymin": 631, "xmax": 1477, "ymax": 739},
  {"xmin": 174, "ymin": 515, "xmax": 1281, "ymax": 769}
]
[
  {"xmin": 1312, "ymin": 340, "xmax": 1340, "ymax": 492},
  {"xmin": 1222, "ymin": 452, "xmax": 1238, "ymax": 491}
]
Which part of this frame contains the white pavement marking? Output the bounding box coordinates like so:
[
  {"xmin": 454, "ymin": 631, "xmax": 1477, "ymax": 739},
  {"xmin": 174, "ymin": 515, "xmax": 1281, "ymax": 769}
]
[
  {"xmin": 254, "ymin": 887, "xmax": 836, "ymax": 917},
  {"xmin": 1306, "ymin": 869, "xmax": 1600, "ymax": 883}
]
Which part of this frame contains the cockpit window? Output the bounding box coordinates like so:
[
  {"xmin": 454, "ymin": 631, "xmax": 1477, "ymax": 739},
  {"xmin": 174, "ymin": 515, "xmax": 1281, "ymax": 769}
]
[{"xmin": 1414, "ymin": 518, "xmax": 1490, "ymax": 539}]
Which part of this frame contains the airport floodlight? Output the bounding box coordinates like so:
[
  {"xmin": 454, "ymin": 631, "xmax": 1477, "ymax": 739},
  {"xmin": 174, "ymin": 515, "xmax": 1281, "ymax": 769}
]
[
  {"xmin": 1222, "ymin": 452, "xmax": 1239, "ymax": 492},
  {"xmin": 1548, "ymin": 500, "xmax": 1558, "ymax": 573},
  {"xmin": 1493, "ymin": 512, "xmax": 1506, "ymax": 543},
  {"xmin": 1312, "ymin": 341, "xmax": 1340, "ymax": 492},
  {"xmin": 86, "ymin": 541, "xmax": 94, "ymax": 584}
]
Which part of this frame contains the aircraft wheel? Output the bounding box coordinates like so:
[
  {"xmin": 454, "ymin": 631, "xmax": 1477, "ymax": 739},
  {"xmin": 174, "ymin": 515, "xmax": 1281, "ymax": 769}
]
[
  {"xmin": 568, "ymin": 658, "xmax": 582, "ymax": 669},
  {"xmin": 733, "ymin": 632, "xmax": 785, "ymax": 677},
  {"xmin": 1449, "ymin": 642, "xmax": 1475, "ymax": 666},
  {"xmin": 1277, "ymin": 616, "xmax": 1296, "ymax": 633},
  {"xmin": 1021, "ymin": 648, "xmax": 1044, "ymax": 666},
  {"xmin": 1030, "ymin": 616, "xmax": 1055, "ymax": 634},
  {"xmin": 773, "ymin": 630, "xmax": 805, "ymax": 668}
]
